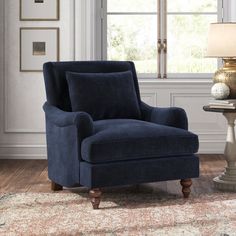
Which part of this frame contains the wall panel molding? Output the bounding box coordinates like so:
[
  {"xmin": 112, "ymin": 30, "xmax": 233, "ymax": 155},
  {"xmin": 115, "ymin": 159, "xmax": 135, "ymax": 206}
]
[
  {"xmin": 3, "ymin": 0, "xmax": 45, "ymax": 134},
  {"xmin": 140, "ymin": 92, "xmax": 157, "ymax": 106},
  {"xmin": 170, "ymin": 92, "xmax": 226, "ymax": 135}
]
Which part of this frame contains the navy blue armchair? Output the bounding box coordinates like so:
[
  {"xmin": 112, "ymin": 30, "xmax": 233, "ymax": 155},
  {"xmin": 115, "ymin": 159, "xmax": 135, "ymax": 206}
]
[{"xmin": 43, "ymin": 61, "xmax": 199, "ymax": 209}]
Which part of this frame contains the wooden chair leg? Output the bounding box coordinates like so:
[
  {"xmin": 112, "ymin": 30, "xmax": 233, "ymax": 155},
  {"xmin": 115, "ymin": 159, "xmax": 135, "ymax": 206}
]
[
  {"xmin": 51, "ymin": 181, "xmax": 63, "ymax": 191},
  {"xmin": 89, "ymin": 188, "xmax": 102, "ymax": 209},
  {"xmin": 180, "ymin": 179, "xmax": 192, "ymax": 198}
]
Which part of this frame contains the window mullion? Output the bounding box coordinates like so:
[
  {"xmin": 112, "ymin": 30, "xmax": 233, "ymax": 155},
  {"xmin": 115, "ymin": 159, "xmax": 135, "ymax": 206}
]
[
  {"xmin": 101, "ymin": 0, "xmax": 107, "ymax": 60},
  {"xmin": 158, "ymin": 0, "xmax": 167, "ymax": 79},
  {"xmin": 163, "ymin": 0, "xmax": 167, "ymax": 79}
]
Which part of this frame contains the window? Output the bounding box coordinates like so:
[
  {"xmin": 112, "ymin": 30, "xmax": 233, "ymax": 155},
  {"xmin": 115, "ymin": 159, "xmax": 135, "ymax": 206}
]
[{"xmin": 97, "ymin": 0, "xmax": 224, "ymax": 78}]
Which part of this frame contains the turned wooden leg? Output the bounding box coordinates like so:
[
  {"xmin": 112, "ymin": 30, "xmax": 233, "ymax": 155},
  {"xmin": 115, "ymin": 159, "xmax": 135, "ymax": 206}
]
[
  {"xmin": 180, "ymin": 179, "xmax": 192, "ymax": 198},
  {"xmin": 89, "ymin": 188, "xmax": 102, "ymax": 209},
  {"xmin": 51, "ymin": 181, "xmax": 63, "ymax": 191}
]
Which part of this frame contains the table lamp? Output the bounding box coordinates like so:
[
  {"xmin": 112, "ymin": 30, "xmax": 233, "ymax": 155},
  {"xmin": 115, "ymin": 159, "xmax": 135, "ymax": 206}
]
[{"xmin": 206, "ymin": 23, "xmax": 236, "ymax": 98}]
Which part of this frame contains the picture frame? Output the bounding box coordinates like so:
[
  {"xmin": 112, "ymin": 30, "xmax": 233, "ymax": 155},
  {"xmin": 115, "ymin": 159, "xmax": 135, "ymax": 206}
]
[
  {"xmin": 20, "ymin": 27, "xmax": 60, "ymax": 72},
  {"xmin": 20, "ymin": 0, "xmax": 60, "ymax": 21}
]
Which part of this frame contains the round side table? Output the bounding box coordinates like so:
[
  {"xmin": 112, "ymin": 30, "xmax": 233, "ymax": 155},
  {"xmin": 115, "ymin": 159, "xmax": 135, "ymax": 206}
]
[{"xmin": 203, "ymin": 105, "xmax": 236, "ymax": 191}]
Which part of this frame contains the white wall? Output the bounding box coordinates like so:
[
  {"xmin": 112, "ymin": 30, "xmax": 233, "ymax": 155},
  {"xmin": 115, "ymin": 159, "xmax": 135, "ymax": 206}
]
[
  {"xmin": 0, "ymin": 0, "xmax": 235, "ymax": 159},
  {"xmin": 0, "ymin": 0, "xmax": 75, "ymax": 159}
]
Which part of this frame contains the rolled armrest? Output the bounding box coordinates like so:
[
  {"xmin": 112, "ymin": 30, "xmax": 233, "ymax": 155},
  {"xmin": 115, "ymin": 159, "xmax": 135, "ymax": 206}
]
[
  {"xmin": 140, "ymin": 101, "xmax": 188, "ymax": 130},
  {"xmin": 43, "ymin": 102, "xmax": 94, "ymax": 136}
]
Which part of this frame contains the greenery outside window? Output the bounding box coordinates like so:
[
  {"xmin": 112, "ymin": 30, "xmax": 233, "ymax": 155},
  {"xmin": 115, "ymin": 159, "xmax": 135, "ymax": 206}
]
[{"xmin": 97, "ymin": 0, "xmax": 224, "ymax": 79}]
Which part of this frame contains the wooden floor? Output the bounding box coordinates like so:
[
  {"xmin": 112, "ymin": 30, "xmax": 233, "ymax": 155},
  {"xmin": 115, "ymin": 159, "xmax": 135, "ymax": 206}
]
[{"xmin": 0, "ymin": 155, "xmax": 226, "ymax": 195}]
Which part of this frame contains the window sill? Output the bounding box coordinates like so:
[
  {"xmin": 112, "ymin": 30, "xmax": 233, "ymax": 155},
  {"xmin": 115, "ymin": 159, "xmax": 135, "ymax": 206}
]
[{"xmin": 138, "ymin": 78, "xmax": 213, "ymax": 84}]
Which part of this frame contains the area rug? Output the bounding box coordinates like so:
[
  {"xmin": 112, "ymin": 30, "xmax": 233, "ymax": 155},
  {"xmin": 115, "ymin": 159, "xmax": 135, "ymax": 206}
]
[{"xmin": 1, "ymin": 191, "xmax": 236, "ymax": 236}]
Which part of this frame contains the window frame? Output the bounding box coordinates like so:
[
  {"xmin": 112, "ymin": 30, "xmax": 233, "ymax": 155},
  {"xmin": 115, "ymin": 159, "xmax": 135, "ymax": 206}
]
[{"xmin": 95, "ymin": 0, "xmax": 229, "ymax": 79}]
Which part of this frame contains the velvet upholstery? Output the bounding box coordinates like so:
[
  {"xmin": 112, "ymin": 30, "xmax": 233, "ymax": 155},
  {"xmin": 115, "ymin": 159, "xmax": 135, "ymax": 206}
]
[
  {"xmin": 43, "ymin": 61, "xmax": 199, "ymax": 189},
  {"xmin": 80, "ymin": 155, "xmax": 199, "ymax": 188},
  {"xmin": 66, "ymin": 71, "xmax": 141, "ymax": 120},
  {"xmin": 81, "ymin": 119, "xmax": 198, "ymax": 163},
  {"xmin": 43, "ymin": 61, "xmax": 141, "ymax": 111},
  {"xmin": 140, "ymin": 102, "xmax": 188, "ymax": 130},
  {"xmin": 43, "ymin": 102, "xmax": 93, "ymax": 186}
]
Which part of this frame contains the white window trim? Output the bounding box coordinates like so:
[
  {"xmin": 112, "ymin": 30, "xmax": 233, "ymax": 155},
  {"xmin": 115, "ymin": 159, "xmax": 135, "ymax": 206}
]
[
  {"xmin": 77, "ymin": 0, "xmax": 231, "ymax": 79},
  {"xmin": 75, "ymin": 0, "xmax": 98, "ymax": 60}
]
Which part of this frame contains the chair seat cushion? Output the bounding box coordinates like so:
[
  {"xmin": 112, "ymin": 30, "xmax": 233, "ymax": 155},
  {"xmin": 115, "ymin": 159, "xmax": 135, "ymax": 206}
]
[{"xmin": 81, "ymin": 119, "xmax": 199, "ymax": 164}]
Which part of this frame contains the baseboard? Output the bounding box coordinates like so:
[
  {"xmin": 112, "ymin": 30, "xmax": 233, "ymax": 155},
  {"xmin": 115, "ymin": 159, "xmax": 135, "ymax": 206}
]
[
  {"xmin": 0, "ymin": 145, "xmax": 47, "ymax": 159},
  {"xmin": 198, "ymin": 140, "xmax": 225, "ymax": 154},
  {"xmin": 0, "ymin": 154, "xmax": 46, "ymax": 159}
]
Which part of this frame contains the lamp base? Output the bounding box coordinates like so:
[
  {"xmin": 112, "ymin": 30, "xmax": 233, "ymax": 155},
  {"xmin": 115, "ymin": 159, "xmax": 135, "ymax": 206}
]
[{"xmin": 213, "ymin": 59, "xmax": 236, "ymax": 98}]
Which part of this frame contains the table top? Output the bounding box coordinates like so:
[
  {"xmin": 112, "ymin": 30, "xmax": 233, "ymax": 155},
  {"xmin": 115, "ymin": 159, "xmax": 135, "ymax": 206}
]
[{"xmin": 203, "ymin": 105, "xmax": 236, "ymax": 113}]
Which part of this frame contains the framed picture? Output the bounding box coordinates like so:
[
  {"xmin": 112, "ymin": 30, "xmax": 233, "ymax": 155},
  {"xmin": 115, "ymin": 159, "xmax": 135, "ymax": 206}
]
[
  {"xmin": 20, "ymin": 28, "xmax": 60, "ymax": 72},
  {"xmin": 20, "ymin": 0, "xmax": 60, "ymax": 21}
]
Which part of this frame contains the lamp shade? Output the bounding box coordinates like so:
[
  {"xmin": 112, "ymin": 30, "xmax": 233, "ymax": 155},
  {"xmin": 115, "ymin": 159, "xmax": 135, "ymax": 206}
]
[{"xmin": 206, "ymin": 23, "xmax": 236, "ymax": 58}]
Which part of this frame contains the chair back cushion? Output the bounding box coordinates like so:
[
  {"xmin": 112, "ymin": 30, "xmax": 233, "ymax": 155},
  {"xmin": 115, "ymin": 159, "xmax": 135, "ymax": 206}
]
[
  {"xmin": 66, "ymin": 71, "xmax": 141, "ymax": 120},
  {"xmin": 43, "ymin": 61, "xmax": 141, "ymax": 112}
]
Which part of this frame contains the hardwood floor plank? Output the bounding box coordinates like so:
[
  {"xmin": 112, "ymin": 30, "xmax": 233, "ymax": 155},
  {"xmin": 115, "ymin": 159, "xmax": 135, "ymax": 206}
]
[
  {"xmin": 0, "ymin": 160, "xmax": 47, "ymax": 193},
  {"xmin": 28, "ymin": 166, "xmax": 51, "ymax": 192},
  {"xmin": 0, "ymin": 160, "xmax": 29, "ymax": 192}
]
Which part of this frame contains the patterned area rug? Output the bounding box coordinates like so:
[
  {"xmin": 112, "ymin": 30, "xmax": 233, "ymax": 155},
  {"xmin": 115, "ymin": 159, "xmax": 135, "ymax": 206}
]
[{"xmin": 1, "ymin": 190, "xmax": 236, "ymax": 236}]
